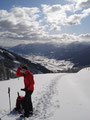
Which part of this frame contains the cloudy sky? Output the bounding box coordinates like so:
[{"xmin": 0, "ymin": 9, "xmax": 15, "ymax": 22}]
[{"xmin": 0, "ymin": 0, "xmax": 90, "ymax": 46}]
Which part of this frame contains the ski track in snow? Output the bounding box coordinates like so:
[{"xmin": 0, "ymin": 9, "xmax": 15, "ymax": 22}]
[{"xmin": 30, "ymin": 74, "xmax": 64, "ymax": 120}]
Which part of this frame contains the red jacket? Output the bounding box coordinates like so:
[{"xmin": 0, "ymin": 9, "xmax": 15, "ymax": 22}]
[{"xmin": 16, "ymin": 67, "xmax": 34, "ymax": 91}]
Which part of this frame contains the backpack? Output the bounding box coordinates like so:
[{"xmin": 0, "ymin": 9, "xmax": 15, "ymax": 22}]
[{"xmin": 15, "ymin": 92, "xmax": 24, "ymax": 112}]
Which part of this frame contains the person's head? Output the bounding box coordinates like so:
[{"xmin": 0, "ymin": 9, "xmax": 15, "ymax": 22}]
[{"xmin": 22, "ymin": 65, "xmax": 28, "ymax": 73}]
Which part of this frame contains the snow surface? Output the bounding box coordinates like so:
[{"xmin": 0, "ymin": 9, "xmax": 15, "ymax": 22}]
[{"xmin": 0, "ymin": 67, "xmax": 90, "ymax": 120}]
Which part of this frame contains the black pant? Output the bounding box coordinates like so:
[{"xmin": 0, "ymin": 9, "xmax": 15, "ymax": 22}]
[{"xmin": 23, "ymin": 90, "xmax": 33, "ymax": 114}]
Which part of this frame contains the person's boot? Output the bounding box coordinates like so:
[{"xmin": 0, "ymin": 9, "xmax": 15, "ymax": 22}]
[
  {"xmin": 20, "ymin": 113, "xmax": 29, "ymax": 118},
  {"xmin": 29, "ymin": 111, "xmax": 33, "ymax": 116}
]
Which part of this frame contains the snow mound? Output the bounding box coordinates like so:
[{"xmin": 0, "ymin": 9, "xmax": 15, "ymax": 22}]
[{"xmin": 78, "ymin": 67, "xmax": 90, "ymax": 73}]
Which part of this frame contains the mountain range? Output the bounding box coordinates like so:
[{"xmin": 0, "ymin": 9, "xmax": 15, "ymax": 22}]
[
  {"xmin": 9, "ymin": 41, "xmax": 90, "ymax": 68},
  {"xmin": 0, "ymin": 41, "xmax": 90, "ymax": 80}
]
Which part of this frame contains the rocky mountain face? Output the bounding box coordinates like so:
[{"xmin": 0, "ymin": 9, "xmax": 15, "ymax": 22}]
[{"xmin": 0, "ymin": 47, "xmax": 52, "ymax": 81}]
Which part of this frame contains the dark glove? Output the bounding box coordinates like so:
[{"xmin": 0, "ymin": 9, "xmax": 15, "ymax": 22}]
[{"xmin": 21, "ymin": 88, "xmax": 28, "ymax": 92}]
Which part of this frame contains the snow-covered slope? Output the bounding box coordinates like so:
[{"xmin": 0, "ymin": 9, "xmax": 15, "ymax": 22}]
[
  {"xmin": 0, "ymin": 47, "xmax": 52, "ymax": 80},
  {"xmin": 0, "ymin": 68, "xmax": 90, "ymax": 120},
  {"xmin": 25, "ymin": 55, "xmax": 74, "ymax": 72}
]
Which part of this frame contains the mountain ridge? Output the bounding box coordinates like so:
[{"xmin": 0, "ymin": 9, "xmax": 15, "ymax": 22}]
[{"xmin": 0, "ymin": 47, "xmax": 52, "ymax": 80}]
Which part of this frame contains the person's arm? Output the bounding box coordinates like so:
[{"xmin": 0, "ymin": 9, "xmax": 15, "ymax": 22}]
[{"xmin": 16, "ymin": 66, "xmax": 24, "ymax": 77}]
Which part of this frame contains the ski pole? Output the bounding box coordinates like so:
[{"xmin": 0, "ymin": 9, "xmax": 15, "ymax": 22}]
[
  {"xmin": 17, "ymin": 92, "xmax": 19, "ymax": 97},
  {"xmin": 8, "ymin": 87, "xmax": 11, "ymax": 112}
]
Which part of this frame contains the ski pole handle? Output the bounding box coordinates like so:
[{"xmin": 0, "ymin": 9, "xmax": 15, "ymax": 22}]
[
  {"xmin": 17, "ymin": 92, "xmax": 19, "ymax": 97},
  {"xmin": 8, "ymin": 87, "xmax": 11, "ymax": 112},
  {"xmin": 8, "ymin": 87, "xmax": 10, "ymax": 94}
]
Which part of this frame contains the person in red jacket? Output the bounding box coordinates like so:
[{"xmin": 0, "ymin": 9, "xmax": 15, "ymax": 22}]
[{"xmin": 16, "ymin": 64, "xmax": 34, "ymax": 117}]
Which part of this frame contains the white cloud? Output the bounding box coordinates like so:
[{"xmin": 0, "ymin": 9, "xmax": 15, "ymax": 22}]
[
  {"xmin": 0, "ymin": 7, "xmax": 47, "ymax": 41},
  {"xmin": 0, "ymin": 32, "xmax": 90, "ymax": 46},
  {"xmin": 82, "ymin": 8, "xmax": 90, "ymax": 14},
  {"xmin": 41, "ymin": 4, "xmax": 74, "ymax": 30},
  {"xmin": 45, "ymin": 33, "xmax": 90, "ymax": 44},
  {"xmin": 0, "ymin": 5, "xmax": 90, "ymax": 47},
  {"xmin": 32, "ymin": 33, "xmax": 90, "ymax": 44},
  {"xmin": 79, "ymin": 33, "xmax": 90, "ymax": 39},
  {"xmin": 67, "ymin": 8, "xmax": 90, "ymax": 25},
  {"xmin": 41, "ymin": 4, "xmax": 90, "ymax": 29},
  {"xmin": 41, "ymin": 4, "xmax": 73, "ymax": 13},
  {"xmin": 66, "ymin": 0, "xmax": 90, "ymax": 10},
  {"xmin": 49, "ymin": 24, "xmax": 61, "ymax": 31}
]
